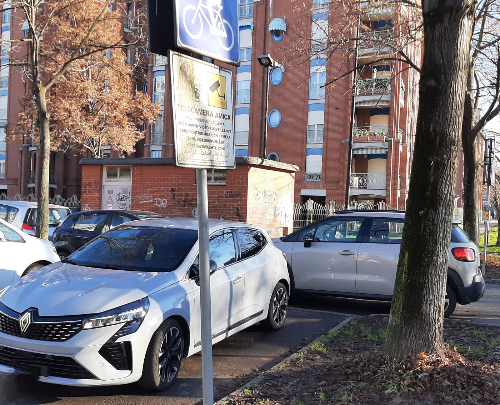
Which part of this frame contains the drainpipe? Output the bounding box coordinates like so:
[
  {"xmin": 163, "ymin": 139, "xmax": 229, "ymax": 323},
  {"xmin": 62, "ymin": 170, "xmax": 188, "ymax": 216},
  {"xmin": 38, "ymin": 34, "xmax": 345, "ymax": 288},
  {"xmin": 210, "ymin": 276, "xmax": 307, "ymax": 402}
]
[{"xmin": 344, "ymin": 18, "xmax": 360, "ymax": 208}]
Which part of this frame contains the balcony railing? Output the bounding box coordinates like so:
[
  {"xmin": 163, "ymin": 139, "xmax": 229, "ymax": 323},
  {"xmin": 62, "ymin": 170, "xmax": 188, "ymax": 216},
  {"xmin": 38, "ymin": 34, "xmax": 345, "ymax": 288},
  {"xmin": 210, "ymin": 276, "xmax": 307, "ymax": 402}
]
[
  {"xmin": 353, "ymin": 126, "xmax": 388, "ymax": 139},
  {"xmin": 29, "ymin": 171, "xmax": 57, "ymax": 185},
  {"xmin": 358, "ymin": 29, "xmax": 396, "ymax": 50},
  {"xmin": 239, "ymin": 4, "xmax": 253, "ymax": 18},
  {"xmin": 355, "ymin": 78, "xmax": 391, "ymax": 96},
  {"xmin": 350, "ymin": 172, "xmax": 386, "ymax": 190}
]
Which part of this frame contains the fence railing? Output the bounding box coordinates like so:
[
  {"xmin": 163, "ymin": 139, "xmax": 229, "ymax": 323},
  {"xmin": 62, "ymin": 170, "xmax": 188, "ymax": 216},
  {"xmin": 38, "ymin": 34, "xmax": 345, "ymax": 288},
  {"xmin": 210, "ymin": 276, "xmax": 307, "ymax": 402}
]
[
  {"xmin": 0, "ymin": 193, "xmax": 81, "ymax": 208},
  {"xmin": 355, "ymin": 77, "xmax": 391, "ymax": 96},
  {"xmin": 353, "ymin": 126, "xmax": 388, "ymax": 139},
  {"xmin": 293, "ymin": 199, "xmax": 406, "ymax": 229},
  {"xmin": 350, "ymin": 172, "xmax": 387, "ymax": 189},
  {"xmin": 358, "ymin": 28, "xmax": 396, "ymax": 50}
]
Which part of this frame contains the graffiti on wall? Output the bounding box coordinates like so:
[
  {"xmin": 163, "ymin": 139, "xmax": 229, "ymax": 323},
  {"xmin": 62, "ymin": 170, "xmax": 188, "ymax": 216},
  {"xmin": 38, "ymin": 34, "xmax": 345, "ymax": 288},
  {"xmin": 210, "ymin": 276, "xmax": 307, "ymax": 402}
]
[
  {"xmin": 102, "ymin": 186, "xmax": 131, "ymax": 210},
  {"xmin": 137, "ymin": 193, "xmax": 168, "ymax": 209}
]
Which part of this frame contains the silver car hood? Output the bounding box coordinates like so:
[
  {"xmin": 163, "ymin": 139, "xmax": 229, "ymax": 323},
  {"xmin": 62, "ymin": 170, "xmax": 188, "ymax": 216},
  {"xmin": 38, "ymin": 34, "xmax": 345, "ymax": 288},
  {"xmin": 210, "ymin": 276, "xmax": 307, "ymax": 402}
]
[{"xmin": 0, "ymin": 262, "xmax": 179, "ymax": 316}]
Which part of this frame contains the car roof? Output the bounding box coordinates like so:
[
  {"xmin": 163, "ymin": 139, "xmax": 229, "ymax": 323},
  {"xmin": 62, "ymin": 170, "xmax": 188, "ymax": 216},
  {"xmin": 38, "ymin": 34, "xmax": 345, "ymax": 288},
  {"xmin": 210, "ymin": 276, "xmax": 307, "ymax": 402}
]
[
  {"xmin": 334, "ymin": 210, "xmax": 405, "ymax": 218},
  {"xmin": 0, "ymin": 201, "xmax": 70, "ymax": 209},
  {"xmin": 116, "ymin": 217, "xmax": 266, "ymax": 233},
  {"xmin": 67, "ymin": 209, "xmax": 165, "ymax": 218}
]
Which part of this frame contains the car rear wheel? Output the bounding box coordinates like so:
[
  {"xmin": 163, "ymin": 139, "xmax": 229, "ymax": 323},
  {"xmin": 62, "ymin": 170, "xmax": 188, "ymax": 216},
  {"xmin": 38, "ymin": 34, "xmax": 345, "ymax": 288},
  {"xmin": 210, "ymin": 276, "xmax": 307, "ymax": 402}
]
[
  {"xmin": 262, "ymin": 282, "xmax": 289, "ymax": 330},
  {"xmin": 444, "ymin": 285, "xmax": 457, "ymax": 318},
  {"xmin": 139, "ymin": 319, "xmax": 184, "ymax": 391}
]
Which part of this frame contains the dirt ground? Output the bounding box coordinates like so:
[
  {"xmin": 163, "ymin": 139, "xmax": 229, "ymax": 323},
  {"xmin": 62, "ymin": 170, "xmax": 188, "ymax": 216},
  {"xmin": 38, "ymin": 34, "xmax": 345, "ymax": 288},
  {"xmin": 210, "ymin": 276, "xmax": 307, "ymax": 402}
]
[{"xmin": 219, "ymin": 263, "xmax": 500, "ymax": 405}]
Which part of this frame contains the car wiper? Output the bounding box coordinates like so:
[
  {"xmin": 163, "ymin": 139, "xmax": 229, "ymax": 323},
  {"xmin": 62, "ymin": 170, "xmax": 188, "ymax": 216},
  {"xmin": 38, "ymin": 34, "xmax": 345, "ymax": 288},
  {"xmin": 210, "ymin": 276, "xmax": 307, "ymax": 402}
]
[{"xmin": 62, "ymin": 258, "xmax": 79, "ymax": 265}]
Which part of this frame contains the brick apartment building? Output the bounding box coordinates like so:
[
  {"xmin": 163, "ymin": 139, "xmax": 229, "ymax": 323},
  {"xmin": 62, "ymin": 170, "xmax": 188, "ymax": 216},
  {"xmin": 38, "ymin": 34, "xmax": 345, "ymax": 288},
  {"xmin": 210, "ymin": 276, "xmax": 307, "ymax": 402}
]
[{"xmin": 0, "ymin": 0, "xmax": 435, "ymax": 212}]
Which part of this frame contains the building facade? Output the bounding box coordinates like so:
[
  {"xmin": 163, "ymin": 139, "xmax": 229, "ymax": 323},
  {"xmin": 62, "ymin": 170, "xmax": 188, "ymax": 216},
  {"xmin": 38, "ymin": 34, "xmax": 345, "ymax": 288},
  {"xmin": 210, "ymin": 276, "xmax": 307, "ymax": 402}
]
[{"xmin": 1, "ymin": 0, "xmax": 424, "ymax": 211}]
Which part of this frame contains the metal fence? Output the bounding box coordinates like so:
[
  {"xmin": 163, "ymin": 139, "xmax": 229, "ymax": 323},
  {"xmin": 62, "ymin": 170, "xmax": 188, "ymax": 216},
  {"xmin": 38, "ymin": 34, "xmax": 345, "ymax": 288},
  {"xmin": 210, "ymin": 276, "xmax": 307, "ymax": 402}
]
[
  {"xmin": 0, "ymin": 193, "xmax": 81, "ymax": 209},
  {"xmin": 293, "ymin": 199, "xmax": 406, "ymax": 230}
]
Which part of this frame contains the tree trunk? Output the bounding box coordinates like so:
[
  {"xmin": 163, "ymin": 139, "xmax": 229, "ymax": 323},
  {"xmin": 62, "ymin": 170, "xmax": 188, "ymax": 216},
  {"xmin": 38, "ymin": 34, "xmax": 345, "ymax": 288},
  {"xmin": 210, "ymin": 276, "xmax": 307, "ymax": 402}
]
[
  {"xmin": 461, "ymin": 71, "xmax": 480, "ymax": 245},
  {"xmin": 385, "ymin": 0, "xmax": 475, "ymax": 359},
  {"xmin": 34, "ymin": 82, "xmax": 50, "ymax": 240}
]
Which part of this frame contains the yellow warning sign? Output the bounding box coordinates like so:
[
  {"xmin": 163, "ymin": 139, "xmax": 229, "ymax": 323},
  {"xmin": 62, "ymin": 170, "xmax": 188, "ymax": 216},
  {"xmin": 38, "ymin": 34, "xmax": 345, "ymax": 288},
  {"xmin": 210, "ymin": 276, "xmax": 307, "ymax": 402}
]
[{"xmin": 208, "ymin": 73, "xmax": 227, "ymax": 109}]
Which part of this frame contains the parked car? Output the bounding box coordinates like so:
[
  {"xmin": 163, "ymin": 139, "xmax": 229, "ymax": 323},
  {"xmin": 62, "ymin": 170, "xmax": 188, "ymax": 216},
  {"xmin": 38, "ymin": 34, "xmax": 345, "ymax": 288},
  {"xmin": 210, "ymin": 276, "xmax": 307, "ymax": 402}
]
[
  {"xmin": 0, "ymin": 218, "xmax": 60, "ymax": 289},
  {"xmin": 0, "ymin": 201, "xmax": 71, "ymax": 240},
  {"xmin": 273, "ymin": 211, "xmax": 485, "ymax": 317},
  {"xmin": 0, "ymin": 218, "xmax": 290, "ymax": 390},
  {"xmin": 52, "ymin": 209, "xmax": 166, "ymax": 258}
]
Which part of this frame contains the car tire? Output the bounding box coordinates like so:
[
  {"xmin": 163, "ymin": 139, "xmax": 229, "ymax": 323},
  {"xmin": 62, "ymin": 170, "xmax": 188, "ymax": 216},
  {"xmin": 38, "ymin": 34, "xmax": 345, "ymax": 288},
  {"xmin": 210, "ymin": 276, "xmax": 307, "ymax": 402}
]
[
  {"xmin": 22, "ymin": 262, "xmax": 45, "ymax": 277},
  {"xmin": 262, "ymin": 282, "xmax": 289, "ymax": 331},
  {"xmin": 138, "ymin": 319, "xmax": 184, "ymax": 391},
  {"xmin": 444, "ymin": 285, "xmax": 457, "ymax": 318}
]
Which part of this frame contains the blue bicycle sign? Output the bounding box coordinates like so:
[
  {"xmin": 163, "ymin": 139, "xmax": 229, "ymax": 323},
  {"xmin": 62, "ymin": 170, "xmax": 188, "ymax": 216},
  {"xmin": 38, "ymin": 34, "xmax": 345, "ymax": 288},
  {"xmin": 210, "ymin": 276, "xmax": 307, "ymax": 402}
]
[{"xmin": 175, "ymin": 0, "xmax": 239, "ymax": 65}]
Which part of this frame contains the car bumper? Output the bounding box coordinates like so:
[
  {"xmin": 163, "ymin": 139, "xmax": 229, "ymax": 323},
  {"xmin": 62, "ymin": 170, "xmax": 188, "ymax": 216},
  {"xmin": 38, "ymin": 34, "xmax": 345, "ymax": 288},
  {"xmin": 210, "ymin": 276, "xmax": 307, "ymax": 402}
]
[
  {"xmin": 457, "ymin": 273, "xmax": 485, "ymax": 305},
  {"xmin": 0, "ymin": 319, "xmax": 155, "ymax": 387}
]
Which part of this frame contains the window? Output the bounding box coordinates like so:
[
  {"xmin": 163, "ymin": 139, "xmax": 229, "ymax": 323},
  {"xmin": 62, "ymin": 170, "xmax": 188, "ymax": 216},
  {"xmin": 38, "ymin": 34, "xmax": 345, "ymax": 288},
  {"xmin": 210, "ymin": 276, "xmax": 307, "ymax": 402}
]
[
  {"xmin": 0, "ymin": 223, "xmax": 23, "ymax": 243},
  {"xmin": 207, "ymin": 169, "xmax": 226, "ymax": 185},
  {"xmin": 239, "ymin": 0, "xmax": 253, "ymax": 18},
  {"xmin": 369, "ymin": 218, "xmax": 404, "ymax": 244},
  {"xmin": 0, "ymin": 162, "xmax": 4, "ymax": 178},
  {"xmin": 270, "ymin": 67, "xmax": 284, "ymax": 85},
  {"xmin": 110, "ymin": 214, "xmax": 133, "ymax": 228},
  {"xmin": 105, "ymin": 166, "xmax": 132, "ymax": 182},
  {"xmin": 154, "ymin": 54, "xmax": 168, "ymax": 66},
  {"xmin": 236, "ymin": 80, "xmax": 251, "ymax": 103},
  {"xmin": 151, "ymin": 115, "xmax": 164, "ymax": 144},
  {"xmin": 209, "ymin": 230, "xmax": 236, "ymax": 268},
  {"xmin": 2, "ymin": 9, "xmax": 11, "ymax": 24},
  {"xmin": 0, "ymin": 77, "xmax": 8, "ymax": 88},
  {"xmin": 153, "ymin": 75, "xmax": 165, "ymax": 105},
  {"xmin": 240, "ymin": 47, "xmax": 252, "ymax": 62},
  {"xmin": 268, "ymin": 109, "xmax": 282, "ymax": 128},
  {"xmin": 151, "ymin": 150, "xmax": 162, "ymax": 158},
  {"xmin": 309, "ymin": 71, "xmax": 326, "ymax": 99},
  {"xmin": 0, "ymin": 204, "xmax": 18, "ymax": 223},
  {"xmin": 236, "ymin": 228, "xmax": 267, "ymax": 260},
  {"xmin": 72, "ymin": 212, "xmax": 108, "ymax": 233},
  {"xmin": 313, "ymin": 0, "xmax": 329, "ymax": 9},
  {"xmin": 313, "ymin": 218, "xmax": 363, "ymax": 242},
  {"xmin": 307, "ymin": 124, "xmax": 324, "ymax": 144},
  {"xmin": 235, "ymin": 131, "xmax": 249, "ymax": 146}
]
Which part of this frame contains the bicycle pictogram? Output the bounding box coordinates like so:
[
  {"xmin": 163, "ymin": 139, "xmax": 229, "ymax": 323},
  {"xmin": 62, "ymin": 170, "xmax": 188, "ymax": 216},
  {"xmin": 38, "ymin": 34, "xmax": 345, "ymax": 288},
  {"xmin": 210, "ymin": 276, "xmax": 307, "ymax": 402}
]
[{"xmin": 182, "ymin": 0, "xmax": 235, "ymax": 52}]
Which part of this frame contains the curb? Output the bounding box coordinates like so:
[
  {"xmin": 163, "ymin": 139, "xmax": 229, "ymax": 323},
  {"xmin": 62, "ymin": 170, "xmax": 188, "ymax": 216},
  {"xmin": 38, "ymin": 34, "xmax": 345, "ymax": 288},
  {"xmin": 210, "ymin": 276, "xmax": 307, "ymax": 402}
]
[
  {"xmin": 216, "ymin": 316, "xmax": 356, "ymax": 404},
  {"xmin": 486, "ymin": 279, "xmax": 500, "ymax": 285}
]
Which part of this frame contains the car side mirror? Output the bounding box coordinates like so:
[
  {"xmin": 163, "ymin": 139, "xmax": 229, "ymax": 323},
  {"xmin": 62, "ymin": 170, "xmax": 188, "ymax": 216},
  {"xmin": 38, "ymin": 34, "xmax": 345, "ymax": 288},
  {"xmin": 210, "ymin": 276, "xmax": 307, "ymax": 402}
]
[
  {"xmin": 0, "ymin": 231, "xmax": 6, "ymax": 242},
  {"xmin": 304, "ymin": 236, "xmax": 313, "ymax": 248},
  {"xmin": 190, "ymin": 259, "xmax": 219, "ymax": 278},
  {"xmin": 209, "ymin": 259, "xmax": 218, "ymax": 274}
]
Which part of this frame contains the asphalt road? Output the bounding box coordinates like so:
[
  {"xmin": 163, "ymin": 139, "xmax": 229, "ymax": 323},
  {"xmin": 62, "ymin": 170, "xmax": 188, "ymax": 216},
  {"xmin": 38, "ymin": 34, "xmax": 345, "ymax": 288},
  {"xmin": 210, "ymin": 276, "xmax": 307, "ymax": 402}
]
[{"xmin": 0, "ymin": 283, "xmax": 497, "ymax": 404}]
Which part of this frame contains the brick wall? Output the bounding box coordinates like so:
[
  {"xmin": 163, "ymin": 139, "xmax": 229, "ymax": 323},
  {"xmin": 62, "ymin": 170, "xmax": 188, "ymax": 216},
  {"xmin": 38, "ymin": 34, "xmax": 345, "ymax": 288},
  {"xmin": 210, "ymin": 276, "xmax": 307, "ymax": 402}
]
[{"xmin": 81, "ymin": 157, "xmax": 297, "ymax": 237}]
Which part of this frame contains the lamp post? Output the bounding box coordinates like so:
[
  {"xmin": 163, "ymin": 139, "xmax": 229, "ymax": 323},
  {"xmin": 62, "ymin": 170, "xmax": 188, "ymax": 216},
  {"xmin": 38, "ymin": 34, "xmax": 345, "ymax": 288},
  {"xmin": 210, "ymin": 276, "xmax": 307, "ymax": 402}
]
[{"xmin": 258, "ymin": 54, "xmax": 278, "ymax": 159}]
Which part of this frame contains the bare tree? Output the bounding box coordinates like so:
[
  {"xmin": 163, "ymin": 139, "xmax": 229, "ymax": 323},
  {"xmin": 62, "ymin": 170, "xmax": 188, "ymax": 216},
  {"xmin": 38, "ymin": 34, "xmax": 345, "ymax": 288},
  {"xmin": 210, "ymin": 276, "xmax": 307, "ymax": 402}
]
[{"xmin": 1, "ymin": 0, "xmax": 155, "ymax": 239}]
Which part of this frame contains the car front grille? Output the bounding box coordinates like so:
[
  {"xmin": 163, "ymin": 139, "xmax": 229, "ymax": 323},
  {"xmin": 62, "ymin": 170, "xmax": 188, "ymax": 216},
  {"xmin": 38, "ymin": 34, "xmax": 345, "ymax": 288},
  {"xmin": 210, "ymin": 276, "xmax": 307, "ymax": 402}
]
[
  {"xmin": 0, "ymin": 345, "xmax": 95, "ymax": 379},
  {"xmin": 0, "ymin": 303, "xmax": 82, "ymax": 342}
]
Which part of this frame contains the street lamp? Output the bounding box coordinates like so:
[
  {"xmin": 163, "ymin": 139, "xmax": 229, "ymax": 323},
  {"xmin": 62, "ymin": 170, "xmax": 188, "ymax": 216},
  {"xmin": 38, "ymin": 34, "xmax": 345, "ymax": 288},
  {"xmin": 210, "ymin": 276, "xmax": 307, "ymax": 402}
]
[{"xmin": 258, "ymin": 54, "xmax": 279, "ymax": 159}]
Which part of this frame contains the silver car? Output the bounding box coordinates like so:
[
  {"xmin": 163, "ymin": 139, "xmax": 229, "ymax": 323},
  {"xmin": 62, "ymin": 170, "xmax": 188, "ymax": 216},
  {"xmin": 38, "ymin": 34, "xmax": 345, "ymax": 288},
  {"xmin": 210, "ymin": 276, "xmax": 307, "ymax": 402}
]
[{"xmin": 273, "ymin": 211, "xmax": 485, "ymax": 317}]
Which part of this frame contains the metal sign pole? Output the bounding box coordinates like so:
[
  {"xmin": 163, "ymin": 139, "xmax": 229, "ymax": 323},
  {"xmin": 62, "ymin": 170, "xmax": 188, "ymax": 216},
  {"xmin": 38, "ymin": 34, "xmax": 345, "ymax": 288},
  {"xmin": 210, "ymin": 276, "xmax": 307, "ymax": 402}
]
[{"xmin": 196, "ymin": 168, "xmax": 214, "ymax": 404}]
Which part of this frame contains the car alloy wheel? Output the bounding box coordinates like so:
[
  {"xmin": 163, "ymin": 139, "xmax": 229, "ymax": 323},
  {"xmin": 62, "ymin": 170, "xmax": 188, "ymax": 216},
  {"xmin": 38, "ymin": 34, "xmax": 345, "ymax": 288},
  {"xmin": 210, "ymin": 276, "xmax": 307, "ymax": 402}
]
[
  {"xmin": 158, "ymin": 323, "xmax": 183, "ymax": 384},
  {"xmin": 139, "ymin": 318, "xmax": 184, "ymax": 390},
  {"xmin": 263, "ymin": 282, "xmax": 289, "ymax": 330}
]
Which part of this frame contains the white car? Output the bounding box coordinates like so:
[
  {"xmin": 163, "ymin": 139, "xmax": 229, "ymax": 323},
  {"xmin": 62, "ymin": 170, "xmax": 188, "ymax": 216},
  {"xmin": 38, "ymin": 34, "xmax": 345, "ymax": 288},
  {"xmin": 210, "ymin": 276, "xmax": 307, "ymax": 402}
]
[
  {"xmin": 0, "ymin": 201, "xmax": 71, "ymax": 240},
  {"xmin": 274, "ymin": 211, "xmax": 485, "ymax": 317},
  {"xmin": 0, "ymin": 218, "xmax": 60, "ymax": 289},
  {"xmin": 0, "ymin": 218, "xmax": 290, "ymax": 390}
]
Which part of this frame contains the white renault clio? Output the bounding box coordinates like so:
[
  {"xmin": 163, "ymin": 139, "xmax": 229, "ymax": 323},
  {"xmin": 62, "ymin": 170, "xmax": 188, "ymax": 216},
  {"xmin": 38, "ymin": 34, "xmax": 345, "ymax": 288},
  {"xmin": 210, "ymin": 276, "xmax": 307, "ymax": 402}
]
[{"xmin": 0, "ymin": 218, "xmax": 290, "ymax": 390}]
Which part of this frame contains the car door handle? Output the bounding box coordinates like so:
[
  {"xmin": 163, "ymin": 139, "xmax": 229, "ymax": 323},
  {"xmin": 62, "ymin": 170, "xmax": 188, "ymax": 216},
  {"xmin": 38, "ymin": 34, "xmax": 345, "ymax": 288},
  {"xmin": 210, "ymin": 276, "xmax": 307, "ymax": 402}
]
[
  {"xmin": 233, "ymin": 276, "xmax": 243, "ymax": 284},
  {"xmin": 339, "ymin": 250, "xmax": 355, "ymax": 256}
]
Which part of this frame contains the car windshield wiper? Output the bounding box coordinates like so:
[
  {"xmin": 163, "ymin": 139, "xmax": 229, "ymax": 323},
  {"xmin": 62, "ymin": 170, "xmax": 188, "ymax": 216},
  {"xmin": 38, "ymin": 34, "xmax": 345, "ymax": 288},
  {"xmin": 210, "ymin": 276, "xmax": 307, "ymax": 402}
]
[{"xmin": 62, "ymin": 258, "xmax": 79, "ymax": 265}]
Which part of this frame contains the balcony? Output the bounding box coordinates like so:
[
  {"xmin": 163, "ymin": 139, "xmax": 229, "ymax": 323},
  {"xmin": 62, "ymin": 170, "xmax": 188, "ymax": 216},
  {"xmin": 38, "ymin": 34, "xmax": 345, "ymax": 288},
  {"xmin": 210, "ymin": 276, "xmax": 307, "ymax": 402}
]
[
  {"xmin": 355, "ymin": 78, "xmax": 391, "ymax": 107},
  {"xmin": 29, "ymin": 171, "xmax": 57, "ymax": 186},
  {"xmin": 350, "ymin": 172, "xmax": 387, "ymax": 196},
  {"xmin": 353, "ymin": 126, "xmax": 388, "ymax": 142},
  {"xmin": 358, "ymin": 29, "xmax": 396, "ymax": 63},
  {"xmin": 357, "ymin": 0, "xmax": 395, "ymax": 20},
  {"xmin": 305, "ymin": 173, "xmax": 322, "ymax": 182}
]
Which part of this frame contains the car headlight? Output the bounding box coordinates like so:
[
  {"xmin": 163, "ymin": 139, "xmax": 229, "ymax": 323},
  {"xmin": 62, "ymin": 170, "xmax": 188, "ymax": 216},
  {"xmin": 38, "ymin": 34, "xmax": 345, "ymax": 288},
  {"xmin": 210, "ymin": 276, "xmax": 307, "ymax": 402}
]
[{"xmin": 82, "ymin": 297, "xmax": 150, "ymax": 330}]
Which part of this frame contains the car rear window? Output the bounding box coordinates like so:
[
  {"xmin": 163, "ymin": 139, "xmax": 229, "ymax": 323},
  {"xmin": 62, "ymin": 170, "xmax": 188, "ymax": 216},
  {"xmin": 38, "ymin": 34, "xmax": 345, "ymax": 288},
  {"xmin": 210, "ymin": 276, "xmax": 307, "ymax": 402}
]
[
  {"xmin": 0, "ymin": 204, "xmax": 19, "ymax": 223},
  {"xmin": 451, "ymin": 225, "xmax": 471, "ymax": 243},
  {"xmin": 26, "ymin": 207, "xmax": 71, "ymax": 226},
  {"xmin": 68, "ymin": 226, "xmax": 198, "ymax": 272}
]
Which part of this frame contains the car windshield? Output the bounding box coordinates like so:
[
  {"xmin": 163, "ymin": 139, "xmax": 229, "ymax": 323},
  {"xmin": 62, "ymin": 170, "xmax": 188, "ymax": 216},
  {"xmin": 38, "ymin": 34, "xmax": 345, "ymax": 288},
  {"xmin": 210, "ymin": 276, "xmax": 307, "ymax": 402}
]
[{"xmin": 68, "ymin": 226, "xmax": 198, "ymax": 272}]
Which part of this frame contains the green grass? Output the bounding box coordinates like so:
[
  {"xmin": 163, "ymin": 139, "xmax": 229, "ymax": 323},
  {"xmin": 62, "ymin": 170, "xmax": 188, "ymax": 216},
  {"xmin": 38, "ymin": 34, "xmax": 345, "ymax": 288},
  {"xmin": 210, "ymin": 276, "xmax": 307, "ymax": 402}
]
[{"xmin": 479, "ymin": 227, "xmax": 500, "ymax": 254}]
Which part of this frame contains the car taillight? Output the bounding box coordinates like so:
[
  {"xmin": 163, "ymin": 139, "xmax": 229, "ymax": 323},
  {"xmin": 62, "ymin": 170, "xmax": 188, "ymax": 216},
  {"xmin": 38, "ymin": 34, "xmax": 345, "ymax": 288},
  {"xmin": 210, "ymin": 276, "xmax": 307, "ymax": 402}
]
[
  {"xmin": 22, "ymin": 222, "xmax": 35, "ymax": 231},
  {"xmin": 452, "ymin": 247, "xmax": 475, "ymax": 262}
]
